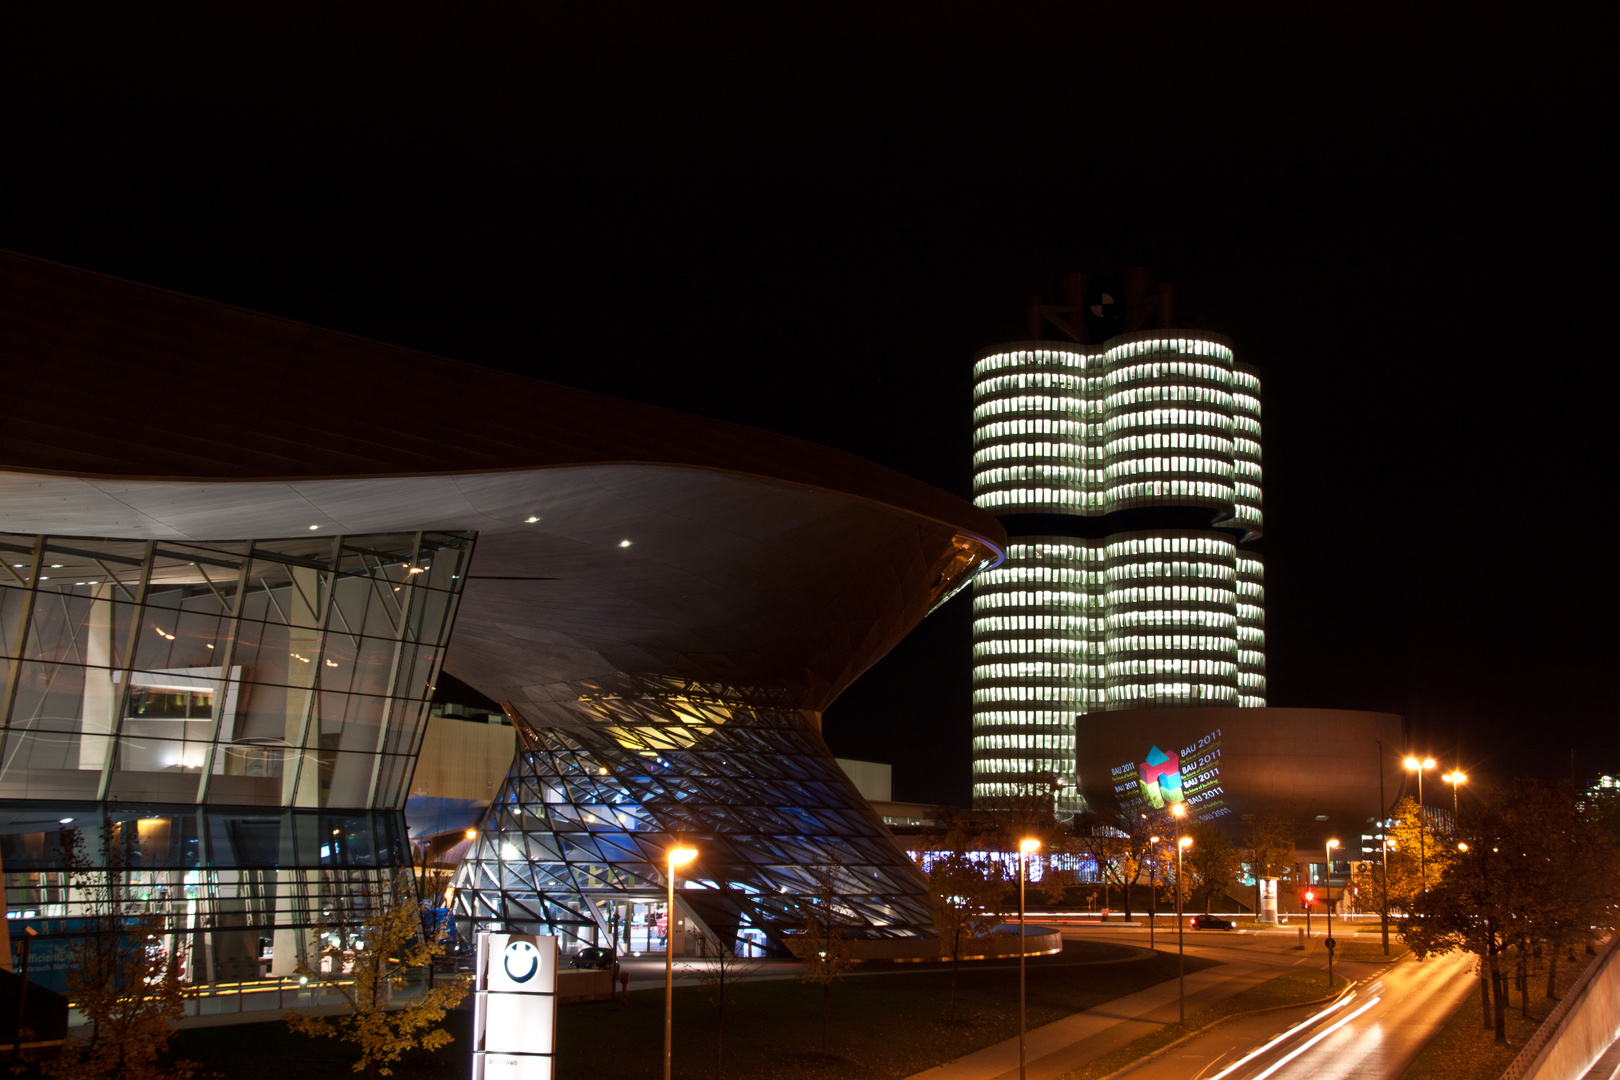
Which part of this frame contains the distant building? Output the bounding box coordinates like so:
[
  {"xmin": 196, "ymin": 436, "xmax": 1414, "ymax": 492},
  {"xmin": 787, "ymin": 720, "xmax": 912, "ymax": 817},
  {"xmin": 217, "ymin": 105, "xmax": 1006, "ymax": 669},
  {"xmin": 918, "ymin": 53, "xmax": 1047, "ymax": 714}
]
[{"xmin": 972, "ymin": 270, "xmax": 1264, "ymax": 814}]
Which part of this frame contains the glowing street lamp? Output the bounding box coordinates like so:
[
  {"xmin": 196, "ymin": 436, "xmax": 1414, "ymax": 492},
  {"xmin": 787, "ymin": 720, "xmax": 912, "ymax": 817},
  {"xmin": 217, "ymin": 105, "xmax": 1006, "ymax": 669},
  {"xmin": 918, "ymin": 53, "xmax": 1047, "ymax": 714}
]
[
  {"xmin": 1442, "ymin": 770, "xmax": 1467, "ymax": 821},
  {"xmin": 1176, "ymin": 833, "xmax": 1193, "ymax": 1022},
  {"xmin": 664, "ymin": 844, "xmax": 698, "ymax": 1080},
  {"xmin": 1404, "ymin": 756, "xmax": 1436, "ymax": 888},
  {"xmin": 1018, "ymin": 838, "xmax": 1040, "ymax": 1080}
]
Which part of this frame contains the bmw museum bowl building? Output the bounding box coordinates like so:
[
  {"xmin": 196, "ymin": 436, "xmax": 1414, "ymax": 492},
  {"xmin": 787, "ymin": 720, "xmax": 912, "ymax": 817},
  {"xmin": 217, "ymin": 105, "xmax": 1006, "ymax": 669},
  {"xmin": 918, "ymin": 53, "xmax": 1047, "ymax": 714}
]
[{"xmin": 0, "ymin": 251, "xmax": 1004, "ymax": 978}]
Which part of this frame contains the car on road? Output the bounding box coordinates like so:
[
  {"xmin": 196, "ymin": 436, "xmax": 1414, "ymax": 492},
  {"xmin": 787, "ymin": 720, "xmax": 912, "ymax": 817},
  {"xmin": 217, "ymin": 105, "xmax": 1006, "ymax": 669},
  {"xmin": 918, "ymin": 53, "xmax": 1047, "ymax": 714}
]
[
  {"xmin": 570, "ymin": 946, "xmax": 615, "ymax": 969},
  {"xmin": 1190, "ymin": 915, "xmax": 1235, "ymax": 930}
]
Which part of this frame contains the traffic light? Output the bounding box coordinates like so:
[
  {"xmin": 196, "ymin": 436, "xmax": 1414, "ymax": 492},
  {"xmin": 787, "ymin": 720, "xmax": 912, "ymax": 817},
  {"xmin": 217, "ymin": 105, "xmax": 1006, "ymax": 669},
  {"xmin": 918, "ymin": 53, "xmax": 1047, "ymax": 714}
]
[{"xmin": 1304, "ymin": 890, "xmax": 1315, "ymax": 905}]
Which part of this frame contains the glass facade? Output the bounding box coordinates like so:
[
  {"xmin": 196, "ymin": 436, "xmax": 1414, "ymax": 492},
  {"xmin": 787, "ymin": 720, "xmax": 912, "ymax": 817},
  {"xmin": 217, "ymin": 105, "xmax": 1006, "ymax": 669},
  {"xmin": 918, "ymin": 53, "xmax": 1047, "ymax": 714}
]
[
  {"xmin": 0, "ymin": 530, "xmax": 472, "ymax": 809},
  {"xmin": 454, "ymin": 682, "xmax": 934, "ymax": 953},
  {"xmin": 970, "ymin": 332, "xmax": 1266, "ymax": 812},
  {"xmin": 0, "ymin": 803, "xmax": 411, "ymax": 988},
  {"xmin": 0, "ymin": 529, "xmax": 473, "ymax": 982}
]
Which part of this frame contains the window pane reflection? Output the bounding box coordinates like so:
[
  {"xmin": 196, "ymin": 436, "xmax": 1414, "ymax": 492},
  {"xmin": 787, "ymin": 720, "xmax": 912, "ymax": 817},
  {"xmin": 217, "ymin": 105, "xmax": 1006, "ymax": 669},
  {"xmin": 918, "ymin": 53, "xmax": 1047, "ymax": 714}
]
[{"xmin": 0, "ymin": 529, "xmax": 474, "ymax": 810}]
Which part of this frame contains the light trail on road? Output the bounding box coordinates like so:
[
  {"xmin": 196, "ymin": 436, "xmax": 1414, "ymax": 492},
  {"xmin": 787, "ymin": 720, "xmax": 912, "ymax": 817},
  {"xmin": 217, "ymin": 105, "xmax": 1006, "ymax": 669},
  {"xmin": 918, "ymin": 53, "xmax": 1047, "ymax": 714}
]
[
  {"xmin": 1200, "ymin": 952, "xmax": 1474, "ymax": 1080},
  {"xmin": 1205, "ymin": 991, "xmax": 1359, "ymax": 1080}
]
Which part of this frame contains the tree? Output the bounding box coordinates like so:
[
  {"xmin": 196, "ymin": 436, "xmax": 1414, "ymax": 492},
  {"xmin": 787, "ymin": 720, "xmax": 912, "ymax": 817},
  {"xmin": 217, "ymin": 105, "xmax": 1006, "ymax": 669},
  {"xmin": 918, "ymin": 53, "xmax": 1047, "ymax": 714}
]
[
  {"xmin": 920, "ymin": 828, "xmax": 1007, "ymax": 1022},
  {"xmin": 285, "ymin": 870, "xmax": 470, "ymax": 1077},
  {"xmin": 1505, "ymin": 780, "xmax": 1620, "ymax": 1000},
  {"xmin": 45, "ymin": 826, "xmax": 203, "ymax": 1080},
  {"xmin": 1383, "ymin": 796, "xmax": 1452, "ymax": 913},
  {"xmin": 1073, "ymin": 801, "xmax": 1156, "ymax": 921},
  {"xmin": 686, "ymin": 933, "xmax": 761, "ymax": 1080},
  {"xmin": 1402, "ymin": 780, "xmax": 1620, "ymax": 1042},
  {"xmin": 1033, "ymin": 839, "xmax": 1086, "ymax": 910},
  {"xmin": 794, "ymin": 878, "xmax": 855, "ymax": 1058},
  {"xmin": 1241, "ymin": 812, "xmax": 1296, "ymax": 917},
  {"xmin": 1183, "ymin": 822, "xmax": 1242, "ymax": 914}
]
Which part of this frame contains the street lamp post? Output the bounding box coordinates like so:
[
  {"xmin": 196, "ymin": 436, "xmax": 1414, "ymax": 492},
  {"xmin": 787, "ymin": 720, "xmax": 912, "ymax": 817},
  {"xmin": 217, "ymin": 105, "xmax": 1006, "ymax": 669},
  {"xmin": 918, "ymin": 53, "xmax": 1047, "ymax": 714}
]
[
  {"xmin": 664, "ymin": 843, "xmax": 698, "ymax": 1080},
  {"xmin": 1019, "ymin": 838, "xmax": 1041, "ymax": 1080},
  {"xmin": 1377, "ymin": 739, "xmax": 1390, "ymax": 956},
  {"xmin": 1147, "ymin": 835, "xmax": 1161, "ymax": 951},
  {"xmin": 1404, "ymin": 756, "xmax": 1436, "ymax": 889},
  {"xmin": 1324, "ymin": 839, "xmax": 1340, "ymax": 989},
  {"xmin": 1443, "ymin": 770, "xmax": 1467, "ymax": 826},
  {"xmin": 1174, "ymin": 813, "xmax": 1192, "ymax": 1023}
]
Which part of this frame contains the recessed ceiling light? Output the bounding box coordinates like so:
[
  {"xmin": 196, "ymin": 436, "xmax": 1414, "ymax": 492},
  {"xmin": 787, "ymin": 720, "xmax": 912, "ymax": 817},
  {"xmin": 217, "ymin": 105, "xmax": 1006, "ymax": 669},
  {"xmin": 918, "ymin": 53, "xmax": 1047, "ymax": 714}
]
[
  {"xmin": 618, "ymin": 540, "xmax": 632, "ymax": 548},
  {"xmin": 59, "ymin": 818, "xmax": 73, "ymax": 824},
  {"xmin": 309, "ymin": 525, "xmax": 321, "ymax": 531},
  {"xmin": 50, "ymin": 564, "xmax": 64, "ymax": 569},
  {"xmin": 525, "ymin": 516, "xmax": 540, "ymax": 523}
]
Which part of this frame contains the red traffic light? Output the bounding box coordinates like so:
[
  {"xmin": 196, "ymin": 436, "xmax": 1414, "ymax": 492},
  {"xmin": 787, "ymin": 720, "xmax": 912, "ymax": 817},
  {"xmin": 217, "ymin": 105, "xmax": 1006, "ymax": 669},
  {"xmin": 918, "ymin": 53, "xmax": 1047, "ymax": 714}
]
[{"xmin": 1304, "ymin": 890, "xmax": 1315, "ymax": 903}]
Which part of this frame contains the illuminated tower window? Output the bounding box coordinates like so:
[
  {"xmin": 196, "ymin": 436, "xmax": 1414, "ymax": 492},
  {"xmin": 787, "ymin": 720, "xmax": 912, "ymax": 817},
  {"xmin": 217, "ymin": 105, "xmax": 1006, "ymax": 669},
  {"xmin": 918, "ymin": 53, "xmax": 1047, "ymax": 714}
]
[{"xmin": 970, "ymin": 275, "xmax": 1264, "ymax": 816}]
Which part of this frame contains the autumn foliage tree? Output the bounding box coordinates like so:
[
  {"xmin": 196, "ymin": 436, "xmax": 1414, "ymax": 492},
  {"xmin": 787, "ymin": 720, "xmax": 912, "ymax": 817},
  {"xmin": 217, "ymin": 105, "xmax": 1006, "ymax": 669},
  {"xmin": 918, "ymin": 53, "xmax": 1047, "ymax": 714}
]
[
  {"xmin": 1241, "ymin": 811, "xmax": 1296, "ymax": 916},
  {"xmin": 44, "ymin": 825, "xmax": 203, "ymax": 1080},
  {"xmin": 1183, "ymin": 821, "xmax": 1242, "ymax": 913},
  {"xmin": 285, "ymin": 870, "xmax": 469, "ymax": 1077},
  {"xmin": 793, "ymin": 876, "xmax": 855, "ymax": 1058},
  {"xmin": 1382, "ymin": 795, "xmax": 1451, "ymax": 913},
  {"xmin": 1072, "ymin": 801, "xmax": 1157, "ymax": 921},
  {"xmin": 687, "ymin": 932, "xmax": 761, "ymax": 1080},
  {"xmin": 1402, "ymin": 780, "xmax": 1620, "ymax": 1043},
  {"xmin": 920, "ymin": 827, "xmax": 1007, "ymax": 1022}
]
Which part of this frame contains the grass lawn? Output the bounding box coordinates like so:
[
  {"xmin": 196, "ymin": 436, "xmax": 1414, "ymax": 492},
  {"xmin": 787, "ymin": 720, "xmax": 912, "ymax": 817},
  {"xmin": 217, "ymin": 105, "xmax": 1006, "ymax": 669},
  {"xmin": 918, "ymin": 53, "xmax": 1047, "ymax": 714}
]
[
  {"xmin": 159, "ymin": 941, "xmax": 1216, "ymax": 1080},
  {"xmin": 1055, "ymin": 968, "xmax": 1350, "ymax": 1080},
  {"xmin": 1334, "ymin": 941, "xmax": 1410, "ymax": 963},
  {"xmin": 1400, "ymin": 952, "xmax": 1594, "ymax": 1080}
]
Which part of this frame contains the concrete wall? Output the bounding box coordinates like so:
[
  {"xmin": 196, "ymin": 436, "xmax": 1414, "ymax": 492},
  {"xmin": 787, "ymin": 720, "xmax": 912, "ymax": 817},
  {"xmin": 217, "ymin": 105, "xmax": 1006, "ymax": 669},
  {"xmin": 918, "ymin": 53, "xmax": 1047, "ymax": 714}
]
[
  {"xmin": 835, "ymin": 758, "xmax": 892, "ymax": 803},
  {"xmin": 1074, "ymin": 706, "xmax": 1405, "ymax": 850},
  {"xmin": 407, "ymin": 717, "xmax": 516, "ymax": 802},
  {"xmin": 557, "ymin": 969, "xmax": 613, "ymax": 1004},
  {"xmin": 1508, "ymin": 938, "xmax": 1620, "ymax": 1080}
]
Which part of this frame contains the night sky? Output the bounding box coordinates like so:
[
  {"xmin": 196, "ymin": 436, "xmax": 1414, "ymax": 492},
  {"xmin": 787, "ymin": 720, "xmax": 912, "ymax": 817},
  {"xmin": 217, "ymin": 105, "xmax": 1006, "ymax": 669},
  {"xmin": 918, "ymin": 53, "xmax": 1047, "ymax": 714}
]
[{"xmin": 5, "ymin": 7, "xmax": 1613, "ymax": 805}]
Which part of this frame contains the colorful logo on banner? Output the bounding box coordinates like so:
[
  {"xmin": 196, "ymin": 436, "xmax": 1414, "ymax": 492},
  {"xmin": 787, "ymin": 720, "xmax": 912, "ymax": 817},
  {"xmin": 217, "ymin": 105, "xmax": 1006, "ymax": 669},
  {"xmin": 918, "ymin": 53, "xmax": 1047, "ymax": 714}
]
[
  {"xmin": 1109, "ymin": 728, "xmax": 1228, "ymax": 820},
  {"xmin": 1139, "ymin": 745, "xmax": 1183, "ymax": 809}
]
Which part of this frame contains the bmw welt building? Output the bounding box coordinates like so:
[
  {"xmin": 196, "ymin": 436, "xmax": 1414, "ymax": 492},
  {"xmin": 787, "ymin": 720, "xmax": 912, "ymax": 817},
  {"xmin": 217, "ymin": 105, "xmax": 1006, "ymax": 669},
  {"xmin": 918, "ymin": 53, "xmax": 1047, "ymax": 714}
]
[{"xmin": 0, "ymin": 251, "xmax": 1004, "ymax": 978}]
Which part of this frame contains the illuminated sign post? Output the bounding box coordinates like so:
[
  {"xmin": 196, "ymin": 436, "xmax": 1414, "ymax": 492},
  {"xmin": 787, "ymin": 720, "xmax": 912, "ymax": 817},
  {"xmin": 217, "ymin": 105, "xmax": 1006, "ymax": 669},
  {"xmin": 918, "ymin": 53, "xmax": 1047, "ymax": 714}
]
[{"xmin": 473, "ymin": 932, "xmax": 559, "ymax": 1080}]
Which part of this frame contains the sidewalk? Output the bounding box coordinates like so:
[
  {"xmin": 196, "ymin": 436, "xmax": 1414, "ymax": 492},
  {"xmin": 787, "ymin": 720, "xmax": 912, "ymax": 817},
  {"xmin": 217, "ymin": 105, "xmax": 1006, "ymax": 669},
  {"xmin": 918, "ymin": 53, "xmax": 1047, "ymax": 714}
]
[{"xmin": 903, "ymin": 953, "xmax": 1304, "ymax": 1080}]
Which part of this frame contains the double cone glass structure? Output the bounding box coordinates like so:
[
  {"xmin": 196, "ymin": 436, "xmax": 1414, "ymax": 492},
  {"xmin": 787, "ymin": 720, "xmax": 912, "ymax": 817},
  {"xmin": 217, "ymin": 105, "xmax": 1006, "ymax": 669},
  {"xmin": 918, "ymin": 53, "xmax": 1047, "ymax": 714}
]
[
  {"xmin": 971, "ymin": 327, "xmax": 1265, "ymax": 814},
  {"xmin": 0, "ymin": 250, "xmax": 1003, "ymax": 973}
]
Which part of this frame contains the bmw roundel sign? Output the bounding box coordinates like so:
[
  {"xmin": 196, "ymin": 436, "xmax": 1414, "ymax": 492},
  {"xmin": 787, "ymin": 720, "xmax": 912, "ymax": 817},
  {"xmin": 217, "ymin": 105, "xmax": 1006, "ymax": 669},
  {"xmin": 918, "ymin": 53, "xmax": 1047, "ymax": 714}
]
[
  {"xmin": 481, "ymin": 932, "xmax": 556, "ymax": 995},
  {"xmin": 474, "ymin": 931, "xmax": 560, "ymax": 1075},
  {"xmin": 503, "ymin": 939, "xmax": 540, "ymax": 984}
]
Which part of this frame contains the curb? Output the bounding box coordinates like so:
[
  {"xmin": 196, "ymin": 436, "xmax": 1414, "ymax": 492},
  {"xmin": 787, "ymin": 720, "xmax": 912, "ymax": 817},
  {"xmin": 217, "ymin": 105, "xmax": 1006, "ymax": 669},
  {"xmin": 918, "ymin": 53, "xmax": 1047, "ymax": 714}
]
[{"xmin": 1089, "ymin": 976, "xmax": 1360, "ymax": 1080}]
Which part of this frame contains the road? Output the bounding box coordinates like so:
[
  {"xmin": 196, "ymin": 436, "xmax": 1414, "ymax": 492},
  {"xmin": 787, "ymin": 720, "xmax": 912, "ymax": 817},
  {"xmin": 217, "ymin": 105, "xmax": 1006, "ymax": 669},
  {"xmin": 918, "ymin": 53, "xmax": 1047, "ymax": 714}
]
[{"xmin": 1129, "ymin": 945, "xmax": 1475, "ymax": 1080}]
